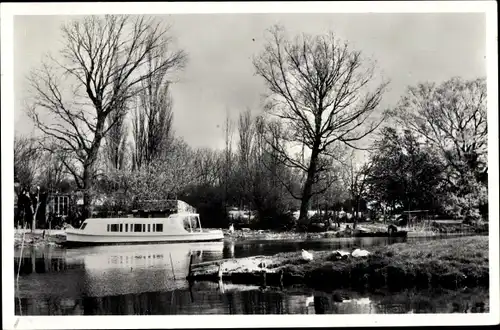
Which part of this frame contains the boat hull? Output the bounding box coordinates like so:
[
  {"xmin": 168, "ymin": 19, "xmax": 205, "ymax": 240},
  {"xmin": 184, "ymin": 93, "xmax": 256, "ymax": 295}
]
[{"xmin": 61, "ymin": 231, "xmax": 224, "ymax": 248}]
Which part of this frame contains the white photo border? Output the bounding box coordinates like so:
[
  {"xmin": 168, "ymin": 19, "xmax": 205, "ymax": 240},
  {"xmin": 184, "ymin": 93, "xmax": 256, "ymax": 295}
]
[{"xmin": 2, "ymin": 1, "xmax": 498, "ymax": 329}]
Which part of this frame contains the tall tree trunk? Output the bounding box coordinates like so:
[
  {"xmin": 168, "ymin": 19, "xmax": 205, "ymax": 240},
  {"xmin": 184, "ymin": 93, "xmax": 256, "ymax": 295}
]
[
  {"xmin": 82, "ymin": 165, "xmax": 92, "ymax": 220},
  {"xmin": 82, "ymin": 120, "xmax": 104, "ymax": 220},
  {"xmin": 298, "ymin": 142, "xmax": 320, "ymax": 225}
]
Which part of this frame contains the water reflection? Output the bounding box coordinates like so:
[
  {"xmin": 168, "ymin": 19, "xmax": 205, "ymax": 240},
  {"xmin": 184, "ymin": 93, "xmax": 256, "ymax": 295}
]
[
  {"xmin": 16, "ymin": 284, "xmax": 489, "ymax": 315},
  {"xmin": 14, "ymin": 237, "xmax": 489, "ymax": 315}
]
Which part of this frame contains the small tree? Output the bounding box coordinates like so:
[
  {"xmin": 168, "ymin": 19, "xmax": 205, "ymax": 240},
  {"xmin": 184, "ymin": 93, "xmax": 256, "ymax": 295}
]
[
  {"xmin": 342, "ymin": 151, "xmax": 372, "ymax": 225},
  {"xmin": 366, "ymin": 127, "xmax": 446, "ymax": 217},
  {"xmin": 14, "ymin": 135, "xmax": 42, "ymax": 189}
]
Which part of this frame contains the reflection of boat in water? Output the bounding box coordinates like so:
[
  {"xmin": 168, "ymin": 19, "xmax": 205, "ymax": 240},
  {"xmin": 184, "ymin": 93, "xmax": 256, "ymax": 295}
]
[
  {"xmin": 63, "ymin": 212, "xmax": 224, "ymax": 247},
  {"xmin": 63, "ymin": 242, "xmax": 224, "ymax": 297},
  {"xmin": 65, "ymin": 242, "xmax": 224, "ymax": 269}
]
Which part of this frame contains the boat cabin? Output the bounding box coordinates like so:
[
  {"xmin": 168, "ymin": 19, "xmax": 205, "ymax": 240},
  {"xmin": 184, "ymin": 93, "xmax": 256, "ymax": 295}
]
[{"xmin": 78, "ymin": 213, "xmax": 204, "ymax": 235}]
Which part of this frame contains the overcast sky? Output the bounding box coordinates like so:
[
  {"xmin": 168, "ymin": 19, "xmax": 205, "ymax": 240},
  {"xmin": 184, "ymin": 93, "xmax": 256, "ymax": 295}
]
[{"xmin": 14, "ymin": 13, "xmax": 486, "ymax": 150}]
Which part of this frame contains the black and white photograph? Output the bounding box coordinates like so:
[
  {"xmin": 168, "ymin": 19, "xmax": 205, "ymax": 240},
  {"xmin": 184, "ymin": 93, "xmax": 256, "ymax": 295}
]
[{"xmin": 1, "ymin": 1, "xmax": 498, "ymax": 329}]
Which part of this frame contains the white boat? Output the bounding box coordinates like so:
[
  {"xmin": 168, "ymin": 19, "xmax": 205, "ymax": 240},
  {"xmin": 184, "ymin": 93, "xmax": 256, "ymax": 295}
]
[{"xmin": 62, "ymin": 212, "xmax": 224, "ymax": 247}]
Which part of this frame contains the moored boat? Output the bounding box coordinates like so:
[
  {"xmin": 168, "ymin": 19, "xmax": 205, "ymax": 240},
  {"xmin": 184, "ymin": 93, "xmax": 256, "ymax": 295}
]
[{"xmin": 61, "ymin": 212, "xmax": 224, "ymax": 247}]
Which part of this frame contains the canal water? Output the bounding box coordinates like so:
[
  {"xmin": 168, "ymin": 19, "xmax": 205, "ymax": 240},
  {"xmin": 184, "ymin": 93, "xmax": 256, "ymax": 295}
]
[{"xmin": 14, "ymin": 236, "xmax": 489, "ymax": 315}]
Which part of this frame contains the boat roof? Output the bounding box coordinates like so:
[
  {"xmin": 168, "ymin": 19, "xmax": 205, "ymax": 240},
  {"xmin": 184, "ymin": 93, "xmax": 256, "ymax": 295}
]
[
  {"xmin": 85, "ymin": 213, "xmax": 200, "ymax": 222},
  {"xmin": 168, "ymin": 212, "xmax": 200, "ymax": 217}
]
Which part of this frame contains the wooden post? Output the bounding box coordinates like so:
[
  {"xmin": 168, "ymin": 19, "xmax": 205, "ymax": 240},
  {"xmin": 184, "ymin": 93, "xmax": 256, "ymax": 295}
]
[
  {"xmin": 16, "ymin": 223, "xmax": 27, "ymax": 285},
  {"xmin": 188, "ymin": 254, "xmax": 194, "ymax": 278},
  {"xmin": 218, "ymin": 263, "xmax": 223, "ymax": 280},
  {"xmin": 169, "ymin": 252, "xmax": 176, "ymax": 280}
]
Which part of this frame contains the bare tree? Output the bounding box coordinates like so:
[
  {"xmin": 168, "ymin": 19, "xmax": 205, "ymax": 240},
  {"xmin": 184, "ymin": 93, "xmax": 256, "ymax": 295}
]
[
  {"xmin": 235, "ymin": 109, "xmax": 256, "ymax": 206},
  {"xmin": 192, "ymin": 148, "xmax": 224, "ymax": 186},
  {"xmin": 26, "ymin": 15, "xmax": 187, "ymax": 216},
  {"xmin": 253, "ymin": 26, "xmax": 388, "ymax": 224},
  {"xmin": 132, "ymin": 38, "xmax": 180, "ymax": 169},
  {"xmin": 38, "ymin": 150, "xmax": 68, "ymax": 192},
  {"xmin": 104, "ymin": 77, "xmax": 129, "ymax": 171},
  {"xmin": 223, "ymin": 110, "xmax": 234, "ymax": 209},
  {"xmin": 14, "ymin": 135, "xmax": 42, "ymax": 189},
  {"xmin": 237, "ymin": 109, "xmax": 255, "ymax": 165},
  {"xmin": 342, "ymin": 150, "xmax": 372, "ymax": 226}
]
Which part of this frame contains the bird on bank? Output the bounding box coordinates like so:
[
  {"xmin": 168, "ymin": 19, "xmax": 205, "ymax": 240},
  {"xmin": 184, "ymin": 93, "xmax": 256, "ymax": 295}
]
[
  {"xmin": 305, "ymin": 295, "xmax": 315, "ymax": 306},
  {"xmin": 228, "ymin": 224, "xmax": 234, "ymax": 234},
  {"xmin": 301, "ymin": 249, "xmax": 314, "ymax": 261},
  {"xmin": 332, "ymin": 250, "xmax": 351, "ymax": 260}
]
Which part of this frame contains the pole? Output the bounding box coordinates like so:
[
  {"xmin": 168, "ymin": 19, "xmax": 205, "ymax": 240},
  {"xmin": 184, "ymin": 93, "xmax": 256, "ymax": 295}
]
[
  {"xmin": 169, "ymin": 252, "xmax": 176, "ymax": 280},
  {"xmin": 188, "ymin": 253, "xmax": 194, "ymax": 279}
]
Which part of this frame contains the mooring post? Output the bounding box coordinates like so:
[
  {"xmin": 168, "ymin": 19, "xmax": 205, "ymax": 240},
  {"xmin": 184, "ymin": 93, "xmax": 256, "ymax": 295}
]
[
  {"xmin": 218, "ymin": 263, "xmax": 223, "ymax": 280},
  {"xmin": 169, "ymin": 252, "xmax": 176, "ymax": 280},
  {"xmin": 188, "ymin": 253, "xmax": 194, "ymax": 278}
]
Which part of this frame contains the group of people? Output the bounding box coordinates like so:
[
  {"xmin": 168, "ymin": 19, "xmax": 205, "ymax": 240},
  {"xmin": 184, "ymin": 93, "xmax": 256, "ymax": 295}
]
[{"xmin": 14, "ymin": 187, "xmax": 40, "ymax": 229}]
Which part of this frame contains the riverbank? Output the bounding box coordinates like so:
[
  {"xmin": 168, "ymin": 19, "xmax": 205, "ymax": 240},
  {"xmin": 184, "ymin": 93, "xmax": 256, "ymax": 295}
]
[
  {"xmin": 188, "ymin": 236, "xmax": 489, "ymax": 291},
  {"xmin": 222, "ymin": 221, "xmax": 484, "ymax": 241},
  {"xmin": 14, "ymin": 230, "xmax": 66, "ymax": 248}
]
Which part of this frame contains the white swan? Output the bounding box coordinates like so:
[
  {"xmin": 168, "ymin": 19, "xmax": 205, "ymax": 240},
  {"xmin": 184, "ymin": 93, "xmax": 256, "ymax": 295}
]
[
  {"xmin": 351, "ymin": 248, "xmax": 370, "ymax": 258},
  {"xmin": 301, "ymin": 249, "xmax": 314, "ymax": 261}
]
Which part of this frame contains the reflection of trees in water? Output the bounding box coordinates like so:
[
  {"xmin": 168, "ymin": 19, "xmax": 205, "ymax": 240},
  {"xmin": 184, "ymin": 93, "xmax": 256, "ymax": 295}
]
[
  {"xmin": 16, "ymin": 286, "xmax": 490, "ymax": 315},
  {"xmin": 374, "ymin": 289, "xmax": 489, "ymax": 314},
  {"xmin": 82, "ymin": 290, "xmax": 197, "ymax": 315},
  {"xmin": 17, "ymin": 297, "xmax": 83, "ymax": 315},
  {"xmin": 76, "ymin": 288, "xmax": 289, "ymax": 315},
  {"xmin": 14, "ymin": 247, "xmax": 73, "ymax": 276},
  {"xmin": 238, "ymin": 290, "xmax": 286, "ymax": 314}
]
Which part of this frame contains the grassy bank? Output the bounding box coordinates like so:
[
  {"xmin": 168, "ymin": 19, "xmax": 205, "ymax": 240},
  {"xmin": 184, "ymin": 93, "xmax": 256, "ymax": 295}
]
[{"xmin": 189, "ymin": 236, "xmax": 489, "ymax": 291}]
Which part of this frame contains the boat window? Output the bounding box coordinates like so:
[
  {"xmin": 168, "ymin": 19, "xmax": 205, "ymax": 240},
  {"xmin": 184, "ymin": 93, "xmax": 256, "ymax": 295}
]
[
  {"xmin": 148, "ymin": 224, "xmax": 150, "ymax": 232},
  {"xmin": 110, "ymin": 224, "xmax": 119, "ymax": 232},
  {"xmin": 134, "ymin": 224, "xmax": 142, "ymax": 232},
  {"xmin": 190, "ymin": 216, "xmax": 199, "ymax": 231},
  {"xmin": 119, "ymin": 224, "xmax": 123, "ymax": 232},
  {"xmin": 183, "ymin": 217, "xmax": 191, "ymax": 232},
  {"xmin": 155, "ymin": 224, "xmax": 163, "ymax": 232},
  {"xmin": 107, "ymin": 224, "xmax": 110, "ymax": 232},
  {"xmin": 125, "ymin": 224, "xmax": 128, "ymax": 232},
  {"xmin": 80, "ymin": 223, "xmax": 87, "ymax": 230}
]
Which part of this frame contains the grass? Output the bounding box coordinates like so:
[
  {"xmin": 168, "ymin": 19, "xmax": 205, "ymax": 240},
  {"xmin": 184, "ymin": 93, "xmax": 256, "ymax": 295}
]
[
  {"xmin": 196, "ymin": 236, "xmax": 489, "ymax": 291},
  {"xmin": 292, "ymin": 237, "xmax": 488, "ymax": 290}
]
